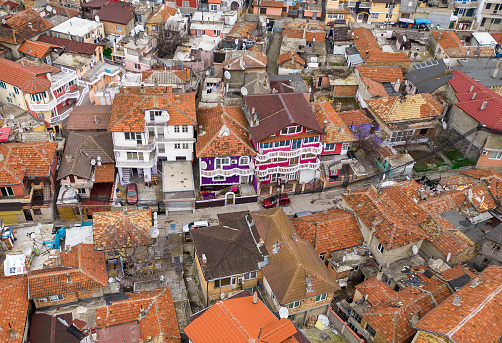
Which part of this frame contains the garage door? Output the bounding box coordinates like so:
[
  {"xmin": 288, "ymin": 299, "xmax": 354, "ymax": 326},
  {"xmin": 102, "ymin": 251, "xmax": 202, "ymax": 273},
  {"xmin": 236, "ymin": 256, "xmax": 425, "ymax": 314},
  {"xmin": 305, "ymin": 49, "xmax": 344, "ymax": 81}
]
[{"xmin": 166, "ymin": 201, "xmax": 193, "ymax": 212}]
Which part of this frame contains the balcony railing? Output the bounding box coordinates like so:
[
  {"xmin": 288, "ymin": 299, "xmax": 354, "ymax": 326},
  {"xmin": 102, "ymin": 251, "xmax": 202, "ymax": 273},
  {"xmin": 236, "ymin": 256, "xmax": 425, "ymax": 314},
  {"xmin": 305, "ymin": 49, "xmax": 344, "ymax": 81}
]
[
  {"xmin": 200, "ymin": 167, "xmax": 254, "ymax": 178},
  {"xmin": 255, "ymin": 160, "xmax": 321, "ymax": 177},
  {"xmin": 50, "ymin": 106, "xmax": 73, "ymax": 125},
  {"xmin": 156, "ymin": 136, "xmax": 196, "ymax": 143},
  {"xmin": 50, "ymin": 73, "xmax": 78, "ymax": 92},
  {"xmin": 115, "ymin": 157, "xmax": 156, "ymax": 168},
  {"xmin": 114, "ymin": 137, "xmax": 156, "ymax": 151},
  {"xmin": 256, "ymin": 145, "xmax": 322, "ymax": 162},
  {"xmin": 28, "ymin": 89, "xmax": 80, "ymax": 112}
]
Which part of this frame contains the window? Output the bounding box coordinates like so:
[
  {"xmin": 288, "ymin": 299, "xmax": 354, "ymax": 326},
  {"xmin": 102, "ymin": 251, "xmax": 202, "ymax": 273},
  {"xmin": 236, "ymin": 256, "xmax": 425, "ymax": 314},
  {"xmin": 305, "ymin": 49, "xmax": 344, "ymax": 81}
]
[
  {"xmin": 73, "ymin": 207, "xmax": 80, "ymax": 216},
  {"xmin": 175, "ymin": 143, "xmax": 181, "ymax": 149},
  {"xmin": 148, "ymin": 41, "xmax": 152, "ymax": 49},
  {"xmin": 325, "ymin": 143, "xmax": 335, "ymax": 151},
  {"xmin": 214, "ymin": 30, "xmax": 220, "ymax": 36},
  {"xmin": 85, "ymin": 32, "xmax": 90, "ymax": 39},
  {"xmin": 182, "ymin": 125, "xmax": 188, "ymax": 133},
  {"xmin": 77, "ymin": 188, "xmax": 86, "ymax": 194},
  {"xmin": 210, "ymin": 4, "xmax": 218, "ymax": 10},
  {"xmin": 377, "ymin": 242, "xmax": 385, "ymax": 254},
  {"xmin": 319, "ymin": 253, "xmax": 326, "ymax": 260},
  {"xmin": 150, "ymin": 110, "xmax": 162, "ymax": 121},
  {"xmin": 182, "ymin": 143, "xmax": 189, "ymax": 149},
  {"xmin": 116, "ymin": 25, "xmax": 122, "ymax": 32},
  {"xmin": 274, "ymin": 140, "xmax": 290, "ymax": 148},
  {"xmin": 390, "ymin": 130, "xmax": 413, "ymax": 143},
  {"xmin": 281, "ymin": 126, "xmax": 301, "ymax": 135},
  {"xmin": 261, "ymin": 142, "xmax": 272, "ymax": 149},
  {"xmin": 7, "ymin": 97, "xmax": 12, "ymax": 103},
  {"xmin": 54, "ymin": 33, "xmax": 60, "ymax": 38},
  {"xmin": 370, "ymin": 12, "xmax": 379, "ymax": 19},
  {"xmin": 125, "ymin": 132, "xmax": 141, "ymax": 143},
  {"xmin": 214, "ymin": 277, "xmax": 231, "ymax": 288},
  {"xmin": 486, "ymin": 2, "xmax": 492, "ymax": 9},
  {"xmin": 385, "ymin": 13, "xmax": 392, "ymax": 19},
  {"xmin": 351, "ymin": 311, "xmax": 362, "ymax": 323},
  {"xmin": 492, "ymin": 18, "xmax": 501, "ymax": 24},
  {"xmin": 127, "ymin": 152, "xmax": 143, "ymax": 160},
  {"xmin": 315, "ymin": 293, "xmax": 327, "ymax": 302},
  {"xmin": 366, "ymin": 324, "xmax": 376, "ymax": 337},
  {"xmin": 243, "ymin": 271, "xmax": 257, "ymax": 280},
  {"xmin": 174, "ymin": 126, "xmax": 180, "ymax": 133},
  {"xmin": 303, "ymin": 136, "xmax": 319, "ymax": 144},
  {"xmin": 13, "ymin": 87, "xmax": 19, "ymax": 95},
  {"xmin": 30, "ymin": 93, "xmax": 43, "ymax": 102},
  {"xmin": 481, "ymin": 17, "xmax": 487, "ymax": 26},
  {"xmin": 56, "ymin": 86, "xmax": 63, "ymax": 94},
  {"xmin": 49, "ymin": 294, "xmax": 64, "ymax": 302},
  {"xmin": 33, "ymin": 209, "xmax": 42, "ymax": 215},
  {"xmin": 489, "ymin": 151, "xmax": 502, "ymax": 160},
  {"xmin": 260, "ymin": 7, "xmax": 267, "ymax": 14},
  {"xmin": 292, "ymin": 139, "xmax": 301, "ymax": 149},
  {"xmin": 466, "ymin": 8, "xmax": 475, "ymax": 16},
  {"xmin": 38, "ymin": 297, "xmax": 47, "ymax": 303},
  {"xmin": 0, "ymin": 81, "xmax": 5, "ymax": 89},
  {"xmin": 288, "ymin": 301, "xmax": 300, "ymax": 309},
  {"xmin": 342, "ymin": 142, "xmax": 350, "ymax": 150},
  {"xmin": 239, "ymin": 156, "xmax": 249, "ymax": 165},
  {"xmin": 385, "ymin": 2, "xmax": 394, "ymax": 7},
  {"xmin": 213, "ymin": 175, "xmax": 226, "ymax": 181},
  {"xmin": 215, "ymin": 157, "xmax": 230, "ymax": 169},
  {"xmin": 0, "ymin": 187, "xmax": 14, "ymax": 197},
  {"xmin": 182, "ymin": 0, "xmax": 190, "ymax": 6},
  {"xmin": 134, "ymin": 63, "xmax": 141, "ymax": 70}
]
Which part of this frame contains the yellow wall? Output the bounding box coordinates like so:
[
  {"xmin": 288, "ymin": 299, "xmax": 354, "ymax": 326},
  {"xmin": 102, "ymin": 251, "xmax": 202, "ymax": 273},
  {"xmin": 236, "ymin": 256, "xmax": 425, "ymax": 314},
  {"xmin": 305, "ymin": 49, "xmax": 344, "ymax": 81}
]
[
  {"xmin": 0, "ymin": 210, "xmax": 22, "ymax": 225},
  {"xmin": 369, "ymin": 2, "xmax": 400, "ymax": 22}
]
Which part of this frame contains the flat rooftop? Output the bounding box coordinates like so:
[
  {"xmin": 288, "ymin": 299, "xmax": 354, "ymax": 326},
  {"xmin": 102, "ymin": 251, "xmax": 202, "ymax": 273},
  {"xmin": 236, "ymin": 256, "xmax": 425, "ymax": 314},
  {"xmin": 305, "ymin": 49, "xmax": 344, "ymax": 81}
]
[
  {"xmin": 162, "ymin": 161, "xmax": 195, "ymax": 193},
  {"xmin": 52, "ymin": 17, "xmax": 102, "ymax": 36}
]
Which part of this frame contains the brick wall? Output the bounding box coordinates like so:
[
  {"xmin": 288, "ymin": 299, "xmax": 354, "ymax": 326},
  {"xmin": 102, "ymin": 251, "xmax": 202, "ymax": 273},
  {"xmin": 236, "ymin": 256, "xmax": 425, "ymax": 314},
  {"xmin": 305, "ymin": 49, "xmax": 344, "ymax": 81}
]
[
  {"xmin": 77, "ymin": 288, "xmax": 103, "ymax": 300},
  {"xmin": 103, "ymin": 21, "xmax": 128, "ymax": 36},
  {"xmin": 334, "ymin": 85, "xmax": 358, "ymax": 97}
]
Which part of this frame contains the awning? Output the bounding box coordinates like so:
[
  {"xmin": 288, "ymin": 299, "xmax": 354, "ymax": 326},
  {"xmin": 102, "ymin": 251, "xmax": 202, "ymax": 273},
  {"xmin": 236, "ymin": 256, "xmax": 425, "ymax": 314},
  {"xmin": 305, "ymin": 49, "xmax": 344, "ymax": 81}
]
[
  {"xmin": 415, "ymin": 18, "xmax": 431, "ymax": 25},
  {"xmin": 399, "ymin": 18, "xmax": 414, "ymax": 24},
  {"xmin": 0, "ymin": 127, "xmax": 11, "ymax": 142}
]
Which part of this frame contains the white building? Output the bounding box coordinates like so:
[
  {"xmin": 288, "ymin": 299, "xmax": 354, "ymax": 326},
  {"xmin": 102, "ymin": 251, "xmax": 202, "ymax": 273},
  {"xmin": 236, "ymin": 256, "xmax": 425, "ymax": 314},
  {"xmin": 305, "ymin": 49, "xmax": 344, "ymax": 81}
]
[
  {"xmin": 50, "ymin": 17, "xmax": 104, "ymax": 44},
  {"xmin": 108, "ymin": 87, "xmax": 197, "ymax": 185}
]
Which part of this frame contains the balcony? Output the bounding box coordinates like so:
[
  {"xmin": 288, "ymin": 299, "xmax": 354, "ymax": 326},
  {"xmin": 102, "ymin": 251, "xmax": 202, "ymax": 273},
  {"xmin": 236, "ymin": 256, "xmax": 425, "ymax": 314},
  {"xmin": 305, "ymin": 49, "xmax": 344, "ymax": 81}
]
[
  {"xmin": 200, "ymin": 167, "xmax": 255, "ymax": 178},
  {"xmin": 115, "ymin": 156, "xmax": 156, "ymax": 169},
  {"xmin": 28, "ymin": 89, "xmax": 80, "ymax": 112},
  {"xmin": 255, "ymin": 160, "xmax": 321, "ymax": 178},
  {"xmin": 50, "ymin": 72, "xmax": 78, "ymax": 92},
  {"xmin": 0, "ymin": 181, "xmax": 47, "ymax": 204},
  {"xmin": 156, "ymin": 136, "xmax": 196, "ymax": 143},
  {"xmin": 256, "ymin": 145, "xmax": 322, "ymax": 162},
  {"xmin": 114, "ymin": 137, "xmax": 156, "ymax": 151}
]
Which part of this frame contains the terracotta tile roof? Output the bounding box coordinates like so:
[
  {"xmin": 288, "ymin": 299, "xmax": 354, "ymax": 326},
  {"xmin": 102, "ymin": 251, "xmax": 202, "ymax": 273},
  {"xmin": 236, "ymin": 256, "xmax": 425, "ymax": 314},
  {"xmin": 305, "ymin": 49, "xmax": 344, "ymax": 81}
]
[
  {"xmin": 244, "ymin": 93, "xmax": 323, "ymax": 142},
  {"xmin": 0, "ymin": 57, "xmax": 53, "ymax": 94},
  {"xmin": 18, "ymin": 40, "xmax": 58, "ymax": 58},
  {"xmin": 94, "ymin": 163, "xmax": 115, "ymax": 183},
  {"xmin": 291, "ymin": 209, "xmax": 363, "ymax": 255},
  {"xmin": 224, "ymin": 51, "xmax": 267, "ymax": 70},
  {"xmin": 283, "ymin": 21, "xmax": 325, "ymax": 31},
  {"xmin": 419, "ymin": 192, "xmax": 463, "ymax": 214},
  {"xmin": 141, "ymin": 69, "xmax": 187, "ymax": 83},
  {"xmin": 351, "ymin": 27, "xmax": 410, "ymax": 63},
  {"xmin": 432, "ymin": 31, "xmax": 495, "ymax": 58},
  {"xmin": 43, "ymin": 3, "xmax": 81, "ymax": 18},
  {"xmin": 0, "ymin": 142, "xmax": 57, "ymax": 185},
  {"xmin": 491, "ymin": 32, "xmax": 502, "ymax": 45},
  {"xmin": 390, "ymin": 179, "xmax": 422, "ymax": 200},
  {"xmin": 356, "ymin": 66, "xmax": 403, "ymax": 83},
  {"xmin": 282, "ymin": 28, "xmax": 326, "ymax": 43},
  {"xmin": 343, "ymin": 186, "xmax": 475, "ymax": 257},
  {"xmin": 0, "ymin": 9, "xmax": 53, "ymax": 45},
  {"xmin": 338, "ymin": 109, "xmax": 372, "ymax": 126},
  {"xmin": 277, "ymin": 51, "xmax": 305, "ymax": 66},
  {"xmin": 93, "ymin": 1, "xmax": 135, "ymax": 25},
  {"xmin": 227, "ymin": 21, "xmax": 258, "ymax": 38},
  {"xmin": 366, "ymin": 94, "xmax": 443, "ymax": 123},
  {"xmin": 185, "ymin": 294, "xmax": 299, "ymax": 343},
  {"xmin": 191, "ymin": 211, "xmax": 266, "ymax": 280},
  {"xmin": 147, "ymin": 5, "xmax": 178, "ymax": 25},
  {"xmin": 248, "ymin": 44, "xmax": 262, "ymax": 53},
  {"xmin": 413, "ymin": 331, "xmax": 450, "ymax": 343},
  {"xmin": 440, "ymin": 264, "xmax": 475, "ymax": 281},
  {"xmin": 0, "ymin": 272, "xmax": 28, "ymax": 343},
  {"xmin": 351, "ymin": 27, "xmax": 379, "ymax": 53},
  {"xmin": 357, "ymin": 267, "xmax": 452, "ymax": 343},
  {"xmin": 461, "ymin": 168, "xmax": 502, "ymax": 202},
  {"xmin": 58, "ymin": 131, "xmax": 114, "ymax": 181},
  {"xmin": 108, "ymin": 88, "xmax": 196, "ymax": 132},
  {"xmin": 66, "ymin": 105, "xmax": 112, "ymax": 130},
  {"xmin": 251, "ymin": 208, "xmax": 340, "ymax": 305},
  {"xmin": 95, "ymin": 287, "xmax": 180, "ymax": 343},
  {"xmin": 449, "ymin": 70, "xmax": 502, "ymax": 132},
  {"xmin": 195, "ymin": 106, "xmax": 255, "ymax": 158},
  {"xmin": 361, "ymin": 76, "xmax": 388, "ymax": 97},
  {"xmin": 414, "ymin": 266, "xmax": 502, "ymax": 343},
  {"xmin": 313, "ymin": 102, "xmax": 356, "ymax": 144},
  {"xmin": 28, "ymin": 244, "xmax": 108, "ymax": 299},
  {"xmin": 92, "ymin": 209, "xmax": 153, "ymax": 250},
  {"xmin": 38, "ymin": 35, "xmax": 99, "ymax": 56},
  {"xmin": 467, "ymin": 183, "xmax": 497, "ymax": 212}
]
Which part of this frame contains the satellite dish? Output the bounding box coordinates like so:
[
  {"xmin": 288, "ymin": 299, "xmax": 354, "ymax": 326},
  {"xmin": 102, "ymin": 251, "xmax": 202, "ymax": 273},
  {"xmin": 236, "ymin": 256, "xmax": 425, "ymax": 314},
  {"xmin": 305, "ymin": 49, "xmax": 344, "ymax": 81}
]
[
  {"xmin": 22, "ymin": 246, "xmax": 33, "ymax": 256},
  {"xmin": 200, "ymin": 160, "xmax": 207, "ymax": 170},
  {"xmin": 240, "ymin": 86, "xmax": 248, "ymax": 96},
  {"xmin": 153, "ymin": 211, "xmax": 157, "ymax": 219},
  {"xmin": 95, "ymin": 15, "xmax": 100, "ymax": 22},
  {"xmin": 279, "ymin": 307, "xmax": 289, "ymax": 319},
  {"xmin": 442, "ymin": 121, "xmax": 447, "ymax": 129},
  {"xmin": 161, "ymin": 112, "xmax": 169, "ymax": 121},
  {"xmin": 224, "ymin": 71, "xmax": 231, "ymax": 80},
  {"xmin": 90, "ymin": 158, "xmax": 96, "ymax": 166},
  {"xmin": 342, "ymin": 255, "xmax": 346, "ymax": 262},
  {"xmin": 234, "ymin": 38, "xmax": 239, "ymax": 45},
  {"xmin": 412, "ymin": 245, "xmax": 418, "ymax": 255},
  {"xmin": 52, "ymin": 9, "xmax": 56, "ymax": 14},
  {"xmin": 97, "ymin": 156, "xmax": 101, "ymax": 161},
  {"xmin": 46, "ymin": 5, "xmax": 52, "ymax": 11},
  {"xmin": 205, "ymin": 70, "xmax": 210, "ymax": 76},
  {"xmin": 116, "ymin": 75, "xmax": 121, "ymax": 81},
  {"xmin": 220, "ymin": 292, "xmax": 226, "ymax": 300},
  {"xmin": 108, "ymin": 277, "xmax": 114, "ymax": 284},
  {"xmin": 149, "ymin": 226, "xmax": 159, "ymax": 238},
  {"xmin": 97, "ymin": 160, "xmax": 102, "ymax": 166},
  {"xmin": 1, "ymin": 19, "xmax": 6, "ymax": 25},
  {"xmin": 9, "ymin": 114, "xmax": 14, "ymax": 120},
  {"xmin": 160, "ymin": 274, "xmax": 165, "ymax": 281},
  {"xmin": 177, "ymin": 52, "xmax": 184, "ymax": 60}
]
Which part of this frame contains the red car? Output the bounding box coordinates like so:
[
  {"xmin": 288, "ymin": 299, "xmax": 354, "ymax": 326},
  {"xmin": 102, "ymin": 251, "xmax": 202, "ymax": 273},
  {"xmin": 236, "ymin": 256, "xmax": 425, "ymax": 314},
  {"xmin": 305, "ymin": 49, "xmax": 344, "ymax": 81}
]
[
  {"xmin": 126, "ymin": 183, "xmax": 138, "ymax": 204},
  {"xmin": 263, "ymin": 194, "xmax": 290, "ymax": 208}
]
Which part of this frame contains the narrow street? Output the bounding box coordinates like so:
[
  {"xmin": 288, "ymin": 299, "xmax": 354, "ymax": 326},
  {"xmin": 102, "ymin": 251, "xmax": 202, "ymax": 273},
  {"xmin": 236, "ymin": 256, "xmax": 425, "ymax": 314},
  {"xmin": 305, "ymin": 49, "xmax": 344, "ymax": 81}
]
[{"xmin": 266, "ymin": 31, "xmax": 282, "ymax": 75}]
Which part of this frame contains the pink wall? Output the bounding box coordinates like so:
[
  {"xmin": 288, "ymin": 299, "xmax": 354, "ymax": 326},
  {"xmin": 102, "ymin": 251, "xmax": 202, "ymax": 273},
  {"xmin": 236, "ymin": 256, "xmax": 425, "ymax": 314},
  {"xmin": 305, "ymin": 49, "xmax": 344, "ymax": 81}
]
[
  {"xmin": 124, "ymin": 60, "xmax": 152, "ymax": 72},
  {"xmin": 253, "ymin": 6, "xmax": 284, "ymax": 15}
]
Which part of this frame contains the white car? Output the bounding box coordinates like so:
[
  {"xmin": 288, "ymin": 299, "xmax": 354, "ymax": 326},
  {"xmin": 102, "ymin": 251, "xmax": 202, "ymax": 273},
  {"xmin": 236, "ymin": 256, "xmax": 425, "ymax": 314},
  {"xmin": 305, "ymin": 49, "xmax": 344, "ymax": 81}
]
[{"xmin": 182, "ymin": 220, "xmax": 209, "ymax": 233}]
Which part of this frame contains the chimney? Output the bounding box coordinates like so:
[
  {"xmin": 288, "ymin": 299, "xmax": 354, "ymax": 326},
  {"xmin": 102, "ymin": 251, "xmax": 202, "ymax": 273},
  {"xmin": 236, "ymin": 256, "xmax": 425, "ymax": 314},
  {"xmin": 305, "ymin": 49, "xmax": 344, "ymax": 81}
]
[
  {"xmin": 469, "ymin": 85, "xmax": 474, "ymax": 92},
  {"xmin": 438, "ymin": 32, "xmax": 442, "ymax": 40},
  {"xmin": 253, "ymin": 291, "xmax": 258, "ymax": 304},
  {"xmin": 335, "ymin": 101, "xmax": 342, "ymax": 111},
  {"xmin": 472, "ymin": 93, "xmax": 477, "ymax": 100},
  {"xmin": 468, "ymin": 188, "xmax": 472, "ymax": 200},
  {"xmin": 65, "ymin": 154, "xmax": 72, "ymax": 163},
  {"xmin": 201, "ymin": 254, "xmax": 207, "ymax": 264},
  {"xmin": 94, "ymin": 115, "xmax": 99, "ymax": 124},
  {"xmin": 451, "ymin": 295, "xmax": 461, "ymax": 306},
  {"xmin": 480, "ymin": 101, "xmax": 488, "ymax": 110},
  {"xmin": 292, "ymin": 233, "xmax": 298, "ymax": 241},
  {"xmin": 470, "ymin": 276, "xmax": 482, "ymax": 288},
  {"xmin": 491, "ymin": 59, "xmax": 502, "ymax": 79},
  {"xmin": 0, "ymin": 154, "xmax": 3, "ymax": 162},
  {"xmin": 376, "ymin": 271, "xmax": 383, "ymax": 281},
  {"xmin": 292, "ymin": 53, "xmax": 295, "ymax": 65}
]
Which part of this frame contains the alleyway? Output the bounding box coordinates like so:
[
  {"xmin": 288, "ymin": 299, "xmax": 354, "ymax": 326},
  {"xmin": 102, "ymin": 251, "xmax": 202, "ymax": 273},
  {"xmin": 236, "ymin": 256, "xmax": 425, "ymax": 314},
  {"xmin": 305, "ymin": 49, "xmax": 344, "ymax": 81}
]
[{"xmin": 266, "ymin": 31, "xmax": 282, "ymax": 75}]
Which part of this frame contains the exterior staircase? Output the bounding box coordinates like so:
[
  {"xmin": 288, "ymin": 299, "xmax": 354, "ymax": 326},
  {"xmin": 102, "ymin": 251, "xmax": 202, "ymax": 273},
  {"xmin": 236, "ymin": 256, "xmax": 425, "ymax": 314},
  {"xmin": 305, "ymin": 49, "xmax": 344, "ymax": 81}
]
[{"xmin": 122, "ymin": 168, "xmax": 131, "ymax": 184}]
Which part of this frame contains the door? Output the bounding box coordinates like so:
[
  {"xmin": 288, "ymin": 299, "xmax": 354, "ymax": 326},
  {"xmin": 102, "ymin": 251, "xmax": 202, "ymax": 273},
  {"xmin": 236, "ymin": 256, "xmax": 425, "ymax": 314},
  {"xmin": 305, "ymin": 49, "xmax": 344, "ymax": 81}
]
[
  {"xmin": 23, "ymin": 209, "xmax": 33, "ymax": 221},
  {"xmin": 231, "ymin": 1, "xmax": 238, "ymax": 9}
]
